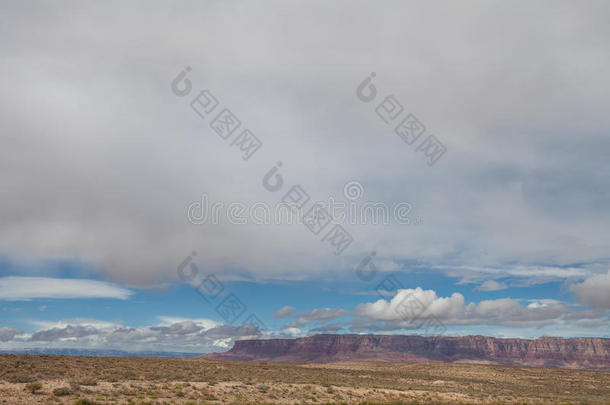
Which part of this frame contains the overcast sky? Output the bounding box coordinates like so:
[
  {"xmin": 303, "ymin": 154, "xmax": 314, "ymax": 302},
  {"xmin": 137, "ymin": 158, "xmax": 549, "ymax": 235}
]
[{"xmin": 1, "ymin": 1, "xmax": 609, "ymax": 352}]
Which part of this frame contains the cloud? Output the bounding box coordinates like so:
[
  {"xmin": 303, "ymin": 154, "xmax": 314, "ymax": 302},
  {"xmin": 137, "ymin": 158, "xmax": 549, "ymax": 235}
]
[
  {"xmin": 309, "ymin": 323, "xmax": 344, "ymax": 333},
  {"xmin": 203, "ymin": 324, "xmax": 260, "ymax": 339},
  {"xmin": 282, "ymin": 327, "xmax": 303, "ymax": 337},
  {"xmin": 357, "ymin": 288, "xmax": 465, "ymax": 323},
  {"xmin": 30, "ymin": 325, "xmax": 99, "ymax": 341},
  {"xmin": 0, "ymin": 1, "xmax": 609, "ymax": 287},
  {"xmin": 352, "ymin": 287, "xmax": 602, "ymax": 329},
  {"xmin": 29, "ymin": 318, "xmax": 120, "ymax": 331},
  {"xmin": 105, "ymin": 327, "xmax": 156, "ymax": 344},
  {"xmin": 287, "ymin": 308, "xmax": 349, "ymax": 328},
  {"xmin": 0, "ymin": 327, "xmax": 22, "ymax": 342},
  {"xmin": 273, "ymin": 306, "xmax": 296, "ymax": 319},
  {"xmin": 150, "ymin": 321, "xmax": 203, "ymax": 335},
  {"xmin": 526, "ymin": 299, "xmax": 562, "ymax": 309},
  {"xmin": 476, "ymin": 280, "xmax": 508, "ymax": 291},
  {"xmin": 0, "ymin": 277, "xmax": 132, "ymax": 300},
  {"xmin": 4, "ymin": 317, "xmax": 260, "ymax": 352},
  {"xmin": 156, "ymin": 317, "xmax": 218, "ymax": 330},
  {"xmin": 445, "ymin": 265, "xmax": 593, "ymax": 286},
  {"xmin": 570, "ymin": 271, "xmax": 610, "ymax": 309}
]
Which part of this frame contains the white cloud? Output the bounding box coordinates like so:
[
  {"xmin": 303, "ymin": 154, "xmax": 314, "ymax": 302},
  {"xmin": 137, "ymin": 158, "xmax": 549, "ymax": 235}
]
[
  {"xmin": 282, "ymin": 327, "xmax": 303, "ymax": 337},
  {"xmin": 287, "ymin": 308, "xmax": 350, "ymax": 328},
  {"xmin": 0, "ymin": 277, "xmax": 132, "ymax": 300},
  {"xmin": 476, "ymin": 280, "xmax": 508, "ymax": 291},
  {"xmin": 526, "ymin": 299, "xmax": 562, "ymax": 309},
  {"xmin": 29, "ymin": 318, "xmax": 121, "ymax": 330},
  {"xmin": 2, "ymin": 317, "xmax": 262, "ymax": 353},
  {"xmin": 156, "ymin": 316, "xmax": 219, "ymax": 330},
  {"xmin": 273, "ymin": 306, "xmax": 296, "ymax": 319},
  {"xmin": 444, "ymin": 265, "xmax": 593, "ymax": 286},
  {"xmin": 353, "ymin": 287, "xmax": 597, "ymax": 329},
  {"xmin": 357, "ymin": 288, "xmax": 465, "ymax": 322}
]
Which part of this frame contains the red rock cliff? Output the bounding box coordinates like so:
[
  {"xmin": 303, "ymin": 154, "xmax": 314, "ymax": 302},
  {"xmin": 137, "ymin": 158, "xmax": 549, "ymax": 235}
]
[{"xmin": 202, "ymin": 334, "xmax": 610, "ymax": 369}]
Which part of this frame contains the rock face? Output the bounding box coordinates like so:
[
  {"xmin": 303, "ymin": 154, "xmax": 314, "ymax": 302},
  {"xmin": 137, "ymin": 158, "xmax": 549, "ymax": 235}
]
[{"xmin": 202, "ymin": 334, "xmax": 610, "ymax": 369}]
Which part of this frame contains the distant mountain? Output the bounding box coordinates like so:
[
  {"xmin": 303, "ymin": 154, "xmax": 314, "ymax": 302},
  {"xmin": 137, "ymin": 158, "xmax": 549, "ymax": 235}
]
[
  {"xmin": 0, "ymin": 348, "xmax": 201, "ymax": 358},
  {"xmin": 202, "ymin": 334, "xmax": 610, "ymax": 369}
]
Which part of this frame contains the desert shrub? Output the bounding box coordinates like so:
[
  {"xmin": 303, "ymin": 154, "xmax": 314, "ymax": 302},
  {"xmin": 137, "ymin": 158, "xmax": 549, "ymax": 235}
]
[
  {"xmin": 75, "ymin": 377, "xmax": 98, "ymax": 386},
  {"xmin": 8, "ymin": 374, "xmax": 35, "ymax": 383},
  {"xmin": 201, "ymin": 391, "xmax": 218, "ymax": 401},
  {"xmin": 53, "ymin": 386, "xmax": 72, "ymax": 396},
  {"xmin": 25, "ymin": 381, "xmax": 42, "ymax": 393},
  {"xmin": 73, "ymin": 400, "xmax": 102, "ymax": 405}
]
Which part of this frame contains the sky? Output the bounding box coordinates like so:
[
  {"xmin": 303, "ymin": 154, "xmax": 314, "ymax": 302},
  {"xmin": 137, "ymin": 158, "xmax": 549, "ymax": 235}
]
[{"xmin": 1, "ymin": 0, "xmax": 609, "ymax": 353}]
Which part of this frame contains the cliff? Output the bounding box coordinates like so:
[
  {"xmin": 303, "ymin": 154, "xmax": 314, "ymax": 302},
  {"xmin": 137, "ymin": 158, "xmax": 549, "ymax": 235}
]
[{"xmin": 201, "ymin": 334, "xmax": 610, "ymax": 369}]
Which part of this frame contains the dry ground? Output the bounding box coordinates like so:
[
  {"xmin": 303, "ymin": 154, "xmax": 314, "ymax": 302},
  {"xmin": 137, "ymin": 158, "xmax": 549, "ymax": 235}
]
[{"xmin": 0, "ymin": 354, "xmax": 608, "ymax": 404}]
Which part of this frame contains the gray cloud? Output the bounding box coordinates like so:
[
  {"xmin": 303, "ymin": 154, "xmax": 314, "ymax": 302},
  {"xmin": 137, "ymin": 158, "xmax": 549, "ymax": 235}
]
[
  {"xmin": 0, "ymin": 327, "xmax": 22, "ymax": 342},
  {"xmin": 0, "ymin": 1, "xmax": 609, "ymax": 287},
  {"xmin": 105, "ymin": 327, "xmax": 156, "ymax": 344},
  {"xmin": 30, "ymin": 325, "xmax": 100, "ymax": 341},
  {"xmin": 203, "ymin": 324, "xmax": 260, "ymax": 340},
  {"xmin": 150, "ymin": 321, "xmax": 203, "ymax": 335},
  {"xmin": 570, "ymin": 271, "xmax": 610, "ymax": 309},
  {"xmin": 3, "ymin": 319, "xmax": 261, "ymax": 352}
]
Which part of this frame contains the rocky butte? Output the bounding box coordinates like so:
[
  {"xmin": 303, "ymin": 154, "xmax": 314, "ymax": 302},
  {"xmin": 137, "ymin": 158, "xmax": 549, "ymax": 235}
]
[{"xmin": 202, "ymin": 334, "xmax": 610, "ymax": 369}]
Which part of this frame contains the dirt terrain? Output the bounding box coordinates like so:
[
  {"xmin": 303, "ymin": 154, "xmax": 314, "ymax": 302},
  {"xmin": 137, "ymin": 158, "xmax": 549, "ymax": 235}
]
[{"xmin": 0, "ymin": 354, "xmax": 608, "ymax": 404}]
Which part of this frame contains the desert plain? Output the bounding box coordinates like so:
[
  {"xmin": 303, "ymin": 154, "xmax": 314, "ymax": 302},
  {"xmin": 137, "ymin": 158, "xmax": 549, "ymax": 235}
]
[{"xmin": 0, "ymin": 354, "xmax": 609, "ymax": 404}]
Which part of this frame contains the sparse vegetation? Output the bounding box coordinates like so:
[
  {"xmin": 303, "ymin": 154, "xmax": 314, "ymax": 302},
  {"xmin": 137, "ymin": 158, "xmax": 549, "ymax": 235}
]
[
  {"xmin": 73, "ymin": 400, "xmax": 102, "ymax": 405},
  {"xmin": 0, "ymin": 354, "xmax": 608, "ymax": 404}
]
